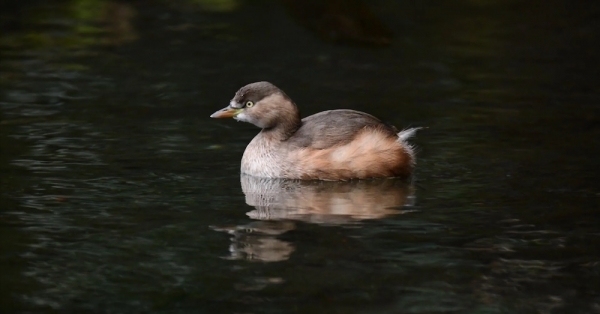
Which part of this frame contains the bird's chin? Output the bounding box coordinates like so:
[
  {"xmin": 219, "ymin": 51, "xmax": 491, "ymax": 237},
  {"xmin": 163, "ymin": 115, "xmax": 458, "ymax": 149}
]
[
  {"xmin": 233, "ymin": 112, "xmax": 247, "ymax": 122},
  {"xmin": 234, "ymin": 112, "xmax": 264, "ymax": 128}
]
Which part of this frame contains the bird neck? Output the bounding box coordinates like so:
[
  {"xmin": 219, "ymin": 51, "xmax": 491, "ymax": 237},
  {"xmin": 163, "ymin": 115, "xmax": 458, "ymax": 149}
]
[{"xmin": 261, "ymin": 111, "xmax": 301, "ymax": 141}]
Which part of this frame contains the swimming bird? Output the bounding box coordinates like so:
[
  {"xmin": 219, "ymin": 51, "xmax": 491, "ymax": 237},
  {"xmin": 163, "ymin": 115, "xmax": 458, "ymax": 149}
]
[{"xmin": 210, "ymin": 81, "xmax": 420, "ymax": 180}]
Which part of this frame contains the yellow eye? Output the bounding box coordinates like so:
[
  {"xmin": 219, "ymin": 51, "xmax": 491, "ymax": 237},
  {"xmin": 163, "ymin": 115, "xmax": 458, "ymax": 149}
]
[{"xmin": 245, "ymin": 101, "xmax": 254, "ymax": 108}]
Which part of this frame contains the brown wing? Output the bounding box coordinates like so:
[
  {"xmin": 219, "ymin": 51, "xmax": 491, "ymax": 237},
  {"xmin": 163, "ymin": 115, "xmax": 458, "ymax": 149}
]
[{"xmin": 286, "ymin": 109, "xmax": 398, "ymax": 149}]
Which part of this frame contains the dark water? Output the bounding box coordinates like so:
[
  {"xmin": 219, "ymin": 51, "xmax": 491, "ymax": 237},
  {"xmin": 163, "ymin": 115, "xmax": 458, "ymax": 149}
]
[{"xmin": 1, "ymin": 0, "xmax": 600, "ymax": 313}]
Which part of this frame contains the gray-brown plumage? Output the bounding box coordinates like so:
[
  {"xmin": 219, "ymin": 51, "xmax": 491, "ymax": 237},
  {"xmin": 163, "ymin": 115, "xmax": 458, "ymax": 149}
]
[{"xmin": 210, "ymin": 81, "xmax": 420, "ymax": 180}]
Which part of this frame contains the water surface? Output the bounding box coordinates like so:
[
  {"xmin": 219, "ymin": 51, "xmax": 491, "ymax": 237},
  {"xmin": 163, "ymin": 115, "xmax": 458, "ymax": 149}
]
[{"xmin": 1, "ymin": 0, "xmax": 600, "ymax": 313}]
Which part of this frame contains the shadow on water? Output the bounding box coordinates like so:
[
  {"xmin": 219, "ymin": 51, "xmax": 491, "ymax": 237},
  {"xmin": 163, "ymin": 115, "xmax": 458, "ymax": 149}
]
[{"xmin": 1, "ymin": 0, "xmax": 600, "ymax": 313}]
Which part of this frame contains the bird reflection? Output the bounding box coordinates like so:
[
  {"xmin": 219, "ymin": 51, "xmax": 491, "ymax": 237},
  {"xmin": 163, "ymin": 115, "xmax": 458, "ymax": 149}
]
[
  {"xmin": 242, "ymin": 175, "xmax": 415, "ymax": 224},
  {"xmin": 210, "ymin": 221, "xmax": 295, "ymax": 263},
  {"xmin": 212, "ymin": 175, "xmax": 415, "ymax": 263}
]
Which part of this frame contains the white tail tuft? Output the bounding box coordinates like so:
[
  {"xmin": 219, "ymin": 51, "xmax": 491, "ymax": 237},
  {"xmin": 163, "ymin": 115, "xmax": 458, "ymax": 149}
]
[
  {"xmin": 397, "ymin": 127, "xmax": 423, "ymax": 142},
  {"xmin": 396, "ymin": 127, "xmax": 423, "ymax": 164}
]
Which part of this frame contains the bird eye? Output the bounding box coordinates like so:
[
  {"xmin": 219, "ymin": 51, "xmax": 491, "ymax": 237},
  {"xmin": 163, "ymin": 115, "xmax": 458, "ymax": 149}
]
[{"xmin": 245, "ymin": 101, "xmax": 254, "ymax": 108}]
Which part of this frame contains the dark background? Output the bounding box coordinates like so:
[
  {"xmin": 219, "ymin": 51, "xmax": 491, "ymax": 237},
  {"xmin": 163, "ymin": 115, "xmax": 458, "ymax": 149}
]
[{"xmin": 1, "ymin": 0, "xmax": 600, "ymax": 313}]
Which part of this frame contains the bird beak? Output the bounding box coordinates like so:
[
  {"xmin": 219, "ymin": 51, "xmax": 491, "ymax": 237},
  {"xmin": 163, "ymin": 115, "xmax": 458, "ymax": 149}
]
[{"xmin": 210, "ymin": 106, "xmax": 242, "ymax": 119}]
